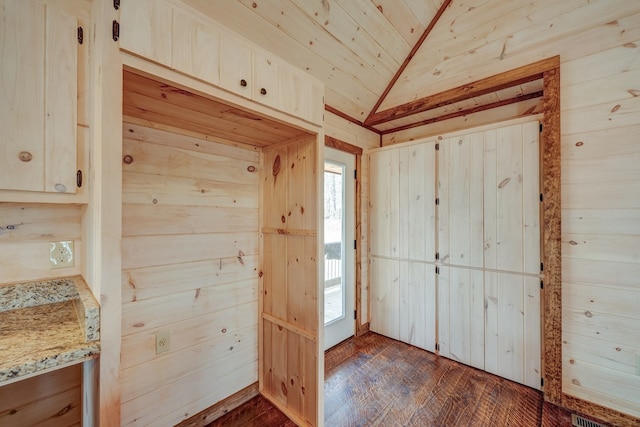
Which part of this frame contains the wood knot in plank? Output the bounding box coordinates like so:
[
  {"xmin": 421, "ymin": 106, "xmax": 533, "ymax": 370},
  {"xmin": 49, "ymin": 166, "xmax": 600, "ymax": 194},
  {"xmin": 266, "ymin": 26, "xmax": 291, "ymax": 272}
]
[
  {"xmin": 498, "ymin": 177, "xmax": 511, "ymax": 188},
  {"xmin": 281, "ymin": 215, "xmax": 286, "ymax": 223},
  {"xmin": 123, "ymin": 155, "xmax": 134, "ymax": 164},
  {"xmin": 584, "ymin": 311, "xmax": 592, "ymax": 318},
  {"xmin": 273, "ymin": 154, "xmax": 281, "ymax": 176},
  {"xmin": 238, "ymin": 250, "xmax": 245, "ymax": 265},
  {"xmin": 57, "ymin": 404, "xmax": 72, "ymax": 416},
  {"xmin": 628, "ymin": 89, "xmax": 640, "ymax": 97},
  {"xmin": 611, "ymin": 104, "xmax": 621, "ymax": 113},
  {"xmin": 281, "ymin": 382, "xmax": 288, "ymax": 396},
  {"xmin": 575, "ymin": 141, "xmax": 584, "ymax": 147},
  {"xmin": 247, "ymin": 165, "xmax": 256, "ymax": 172},
  {"xmin": 195, "ymin": 288, "xmax": 201, "ymax": 299},
  {"xmin": 18, "ymin": 151, "xmax": 32, "ymax": 162}
]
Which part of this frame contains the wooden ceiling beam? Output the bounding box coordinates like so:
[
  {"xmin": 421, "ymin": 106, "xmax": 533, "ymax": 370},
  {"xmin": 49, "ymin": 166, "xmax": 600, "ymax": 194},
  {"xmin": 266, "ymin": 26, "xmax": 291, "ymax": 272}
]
[
  {"xmin": 325, "ymin": 104, "xmax": 381, "ymax": 135},
  {"xmin": 380, "ymin": 90, "xmax": 544, "ymax": 136},
  {"xmin": 364, "ymin": 0, "xmax": 453, "ymax": 124},
  {"xmin": 367, "ymin": 56, "xmax": 560, "ymax": 126}
]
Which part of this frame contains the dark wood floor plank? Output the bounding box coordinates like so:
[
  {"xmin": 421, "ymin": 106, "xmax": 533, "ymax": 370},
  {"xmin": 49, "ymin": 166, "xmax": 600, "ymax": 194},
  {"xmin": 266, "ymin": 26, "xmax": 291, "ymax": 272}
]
[{"xmin": 208, "ymin": 332, "xmax": 548, "ymax": 426}]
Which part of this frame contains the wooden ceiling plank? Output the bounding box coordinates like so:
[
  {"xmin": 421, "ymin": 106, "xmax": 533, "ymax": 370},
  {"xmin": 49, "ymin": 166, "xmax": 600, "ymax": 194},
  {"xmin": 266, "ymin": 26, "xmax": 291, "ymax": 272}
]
[
  {"xmin": 380, "ymin": 90, "xmax": 543, "ymax": 135},
  {"xmin": 289, "ymin": 0, "xmax": 402, "ymax": 72},
  {"xmin": 335, "ymin": 0, "xmax": 411, "ymax": 64},
  {"xmin": 367, "ymin": 56, "xmax": 558, "ymax": 125},
  {"xmin": 364, "ymin": 0, "xmax": 453, "ymax": 123},
  {"xmin": 381, "ymin": 0, "xmax": 640, "ymax": 110},
  {"xmin": 372, "ymin": 0, "xmax": 425, "ymax": 45},
  {"xmin": 235, "ymin": 0, "xmax": 391, "ymax": 90}
]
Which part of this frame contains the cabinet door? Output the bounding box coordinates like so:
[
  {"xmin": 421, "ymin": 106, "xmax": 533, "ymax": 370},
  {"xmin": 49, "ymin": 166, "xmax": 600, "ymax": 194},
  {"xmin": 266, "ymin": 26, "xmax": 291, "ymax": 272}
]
[
  {"xmin": 253, "ymin": 52, "xmax": 278, "ymax": 109},
  {"xmin": 120, "ymin": 0, "xmax": 172, "ymax": 66},
  {"xmin": 219, "ymin": 34, "xmax": 252, "ymax": 98},
  {"xmin": 0, "ymin": 1, "xmax": 77, "ymax": 193},
  {"xmin": 172, "ymin": 9, "xmax": 219, "ymax": 85}
]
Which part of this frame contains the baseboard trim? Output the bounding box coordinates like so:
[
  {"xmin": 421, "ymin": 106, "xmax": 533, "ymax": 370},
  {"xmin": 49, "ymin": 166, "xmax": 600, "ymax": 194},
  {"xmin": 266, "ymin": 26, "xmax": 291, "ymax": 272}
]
[{"xmin": 176, "ymin": 382, "xmax": 259, "ymax": 427}]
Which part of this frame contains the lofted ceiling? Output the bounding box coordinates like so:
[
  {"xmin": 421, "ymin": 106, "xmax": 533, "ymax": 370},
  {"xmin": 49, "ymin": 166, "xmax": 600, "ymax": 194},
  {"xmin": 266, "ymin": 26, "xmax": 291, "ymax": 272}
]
[{"xmin": 180, "ymin": 0, "xmax": 636, "ymax": 134}]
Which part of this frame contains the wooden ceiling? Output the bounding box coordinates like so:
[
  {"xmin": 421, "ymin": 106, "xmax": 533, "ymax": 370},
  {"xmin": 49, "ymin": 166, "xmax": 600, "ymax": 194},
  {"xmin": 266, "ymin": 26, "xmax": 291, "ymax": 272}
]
[{"xmin": 179, "ymin": 0, "xmax": 635, "ymax": 134}]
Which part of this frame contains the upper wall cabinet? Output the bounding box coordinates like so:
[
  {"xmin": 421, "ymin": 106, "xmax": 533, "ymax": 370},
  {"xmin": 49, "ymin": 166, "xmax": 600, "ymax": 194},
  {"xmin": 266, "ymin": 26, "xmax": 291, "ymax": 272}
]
[
  {"xmin": 0, "ymin": 0, "xmax": 86, "ymax": 195},
  {"xmin": 119, "ymin": 1, "xmax": 323, "ymax": 125}
]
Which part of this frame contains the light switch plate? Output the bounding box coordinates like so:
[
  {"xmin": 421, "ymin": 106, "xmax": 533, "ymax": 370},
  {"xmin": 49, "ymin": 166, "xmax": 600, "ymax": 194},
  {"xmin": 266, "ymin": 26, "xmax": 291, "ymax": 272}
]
[{"xmin": 50, "ymin": 241, "xmax": 74, "ymax": 269}]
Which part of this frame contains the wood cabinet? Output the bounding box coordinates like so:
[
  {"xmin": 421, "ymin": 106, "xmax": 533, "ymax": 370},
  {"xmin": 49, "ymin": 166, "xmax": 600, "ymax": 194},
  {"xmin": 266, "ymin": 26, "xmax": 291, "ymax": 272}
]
[
  {"xmin": 0, "ymin": 0, "xmax": 85, "ymax": 194},
  {"xmin": 219, "ymin": 33, "xmax": 253, "ymax": 98},
  {"xmin": 119, "ymin": 1, "xmax": 323, "ymax": 125}
]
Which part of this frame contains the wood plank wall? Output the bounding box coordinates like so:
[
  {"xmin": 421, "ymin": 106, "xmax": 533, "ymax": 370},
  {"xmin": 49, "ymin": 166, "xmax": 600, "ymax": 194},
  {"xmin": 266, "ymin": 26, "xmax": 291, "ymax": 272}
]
[
  {"xmin": 0, "ymin": 364, "xmax": 81, "ymax": 426},
  {"xmin": 120, "ymin": 122, "xmax": 260, "ymax": 426},
  {"xmin": 379, "ymin": 7, "xmax": 640, "ymax": 422},
  {"xmin": 0, "ymin": 203, "xmax": 83, "ymax": 284},
  {"xmin": 260, "ymin": 134, "xmax": 321, "ymax": 426}
]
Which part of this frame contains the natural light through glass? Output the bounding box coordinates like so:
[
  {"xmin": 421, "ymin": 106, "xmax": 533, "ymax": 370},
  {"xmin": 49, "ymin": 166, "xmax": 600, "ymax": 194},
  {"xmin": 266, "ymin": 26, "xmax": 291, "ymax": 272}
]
[{"xmin": 324, "ymin": 162, "xmax": 345, "ymax": 325}]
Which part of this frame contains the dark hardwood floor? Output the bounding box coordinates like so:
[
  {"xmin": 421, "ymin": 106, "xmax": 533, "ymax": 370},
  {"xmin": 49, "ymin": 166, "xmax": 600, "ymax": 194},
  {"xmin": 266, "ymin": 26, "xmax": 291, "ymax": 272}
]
[{"xmin": 209, "ymin": 332, "xmax": 562, "ymax": 426}]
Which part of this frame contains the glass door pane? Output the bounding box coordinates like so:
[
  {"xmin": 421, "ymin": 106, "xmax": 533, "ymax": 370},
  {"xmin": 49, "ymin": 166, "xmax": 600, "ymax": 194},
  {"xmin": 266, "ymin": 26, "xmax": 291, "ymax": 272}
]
[{"xmin": 324, "ymin": 162, "xmax": 344, "ymax": 325}]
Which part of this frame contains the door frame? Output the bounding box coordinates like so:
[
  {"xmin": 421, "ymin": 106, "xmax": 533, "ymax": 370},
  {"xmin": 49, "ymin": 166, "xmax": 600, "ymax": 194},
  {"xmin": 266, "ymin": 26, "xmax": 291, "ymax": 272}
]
[{"xmin": 324, "ymin": 136, "xmax": 367, "ymax": 336}]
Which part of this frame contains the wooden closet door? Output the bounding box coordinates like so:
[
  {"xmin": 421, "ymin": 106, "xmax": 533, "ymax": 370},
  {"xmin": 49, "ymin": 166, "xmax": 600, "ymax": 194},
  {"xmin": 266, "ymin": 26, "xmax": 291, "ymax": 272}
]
[{"xmin": 483, "ymin": 121, "xmax": 541, "ymax": 390}]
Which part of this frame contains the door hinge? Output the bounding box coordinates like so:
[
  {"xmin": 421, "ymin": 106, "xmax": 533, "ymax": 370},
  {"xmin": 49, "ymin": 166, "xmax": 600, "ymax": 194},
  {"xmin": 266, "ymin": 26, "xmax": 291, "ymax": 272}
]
[
  {"xmin": 540, "ymin": 193, "xmax": 544, "ymax": 202},
  {"xmin": 539, "ymin": 123, "xmax": 543, "ymax": 133},
  {"xmin": 76, "ymin": 170, "xmax": 83, "ymax": 188},
  {"xmin": 435, "ymin": 198, "xmax": 440, "ymax": 206},
  {"xmin": 354, "ymin": 310, "xmax": 357, "ymax": 320},
  {"xmin": 113, "ymin": 0, "xmax": 120, "ymax": 10},
  {"xmin": 77, "ymin": 26, "xmax": 84, "ymax": 45},
  {"xmin": 354, "ymin": 240, "xmax": 357, "ymax": 250},
  {"xmin": 112, "ymin": 20, "xmax": 120, "ymax": 41},
  {"xmin": 541, "ymin": 377, "xmax": 544, "ymax": 388},
  {"xmin": 540, "ymin": 262, "xmax": 544, "ymax": 272},
  {"xmin": 435, "ymin": 266, "xmax": 440, "ymax": 274},
  {"xmin": 435, "ymin": 343, "xmax": 440, "ymax": 351},
  {"xmin": 354, "ymin": 169, "xmax": 357, "ymax": 179},
  {"xmin": 435, "ymin": 252, "xmax": 440, "ymax": 260},
  {"xmin": 435, "ymin": 143, "xmax": 440, "ymax": 151},
  {"xmin": 540, "ymin": 280, "xmax": 544, "ymax": 290}
]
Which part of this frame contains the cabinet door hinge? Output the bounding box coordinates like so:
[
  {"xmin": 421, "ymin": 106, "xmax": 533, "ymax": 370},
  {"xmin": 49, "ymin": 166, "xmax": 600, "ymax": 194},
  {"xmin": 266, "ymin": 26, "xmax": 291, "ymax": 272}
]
[
  {"xmin": 112, "ymin": 20, "xmax": 120, "ymax": 41},
  {"xmin": 113, "ymin": 0, "xmax": 120, "ymax": 10},
  {"xmin": 76, "ymin": 170, "xmax": 83, "ymax": 188},
  {"xmin": 435, "ymin": 266, "xmax": 440, "ymax": 275},
  {"xmin": 541, "ymin": 377, "xmax": 544, "ymax": 388},
  {"xmin": 435, "ymin": 143, "xmax": 440, "ymax": 151},
  {"xmin": 435, "ymin": 198, "xmax": 440, "ymax": 206},
  {"xmin": 354, "ymin": 310, "xmax": 357, "ymax": 320},
  {"xmin": 540, "ymin": 280, "xmax": 544, "ymax": 290},
  {"xmin": 435, "ymin": 252, "xmax": 440, "ymax": 260},
  {"xmin": 539, "ymin": 123, "xmax": 543, "ymax": 133},
  {"xmin": 77, "ymin": 27, "xmax": 83, "ymax": 45},
  {"xmin": 540, "ymin": 262, "xmax": 544, "ymax": 272},
  {"xmin": 540, "ymin": 193, "xmax": 544, "ymax": 202},
  {"xmin": 435, "ymin": 343, "xmax": 440, "ymax": 352}
]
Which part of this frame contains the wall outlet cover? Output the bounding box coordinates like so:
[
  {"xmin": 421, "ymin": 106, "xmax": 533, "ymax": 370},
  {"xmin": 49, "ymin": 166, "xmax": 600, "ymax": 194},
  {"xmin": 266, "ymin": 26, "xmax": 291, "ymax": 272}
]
[
  {"xmin": 50, "ymin": 241, "xmax": 74, "ymax": 269},
  {"xmin": 156, "ymin": 331, "xmax": 170, "ymax": 354}
]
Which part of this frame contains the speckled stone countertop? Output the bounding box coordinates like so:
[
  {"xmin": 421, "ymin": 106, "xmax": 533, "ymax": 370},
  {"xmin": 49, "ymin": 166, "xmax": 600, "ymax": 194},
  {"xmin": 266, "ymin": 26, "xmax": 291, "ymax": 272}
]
[{"xmin": 0, "ymin": 276, "xmax": 100, "ymax": 384}]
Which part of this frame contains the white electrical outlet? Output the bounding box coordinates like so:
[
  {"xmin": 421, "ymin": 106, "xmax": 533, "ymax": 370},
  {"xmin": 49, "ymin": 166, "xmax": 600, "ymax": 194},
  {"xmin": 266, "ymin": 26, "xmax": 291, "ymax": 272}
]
[
  {"xmin": 50, "ymin": 241, "xmax": 74, "ymax": 269},
  {"xmin": 156, "ymin": 331, "xmax": 170, "ymax": 354}
]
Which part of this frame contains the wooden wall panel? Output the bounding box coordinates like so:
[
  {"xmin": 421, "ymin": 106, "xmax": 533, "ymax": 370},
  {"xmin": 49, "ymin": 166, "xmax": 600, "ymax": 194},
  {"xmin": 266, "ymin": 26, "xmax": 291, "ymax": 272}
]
[
  {"xmin": 260, "ymin": 135, "xmax": 321, "ymax": 426},
  {"xmin": 559, "ymin": 43, "xmax": 640, "ymax": 419},
  {"xmin": 0, "ymin": 203, "xmax": 82, "ymax": 284},
  {"xmin": 120, "ymin": 122, "xmax": 259, "ymax": 426},
  {"xmin": 369, "ymin": 257, "xmax": 400, "ymax": 341},
  {"xmin": 0, "ymin": 364, "xmax": 81, "ymax": 427}
]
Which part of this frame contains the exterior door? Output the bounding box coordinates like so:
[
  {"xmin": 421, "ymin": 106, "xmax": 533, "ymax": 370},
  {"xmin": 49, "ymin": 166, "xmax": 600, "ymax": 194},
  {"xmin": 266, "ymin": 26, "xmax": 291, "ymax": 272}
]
[{"xmin": 323, "ymin": 147, "xmax": 355, "ymax": 350}]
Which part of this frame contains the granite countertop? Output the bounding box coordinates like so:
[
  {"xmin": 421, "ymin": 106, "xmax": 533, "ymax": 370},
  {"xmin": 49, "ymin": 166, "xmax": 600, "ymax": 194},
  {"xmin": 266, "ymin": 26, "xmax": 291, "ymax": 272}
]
[{"xmin": 0, "ymin": 276, "xmax": 100, "ymax": 384}]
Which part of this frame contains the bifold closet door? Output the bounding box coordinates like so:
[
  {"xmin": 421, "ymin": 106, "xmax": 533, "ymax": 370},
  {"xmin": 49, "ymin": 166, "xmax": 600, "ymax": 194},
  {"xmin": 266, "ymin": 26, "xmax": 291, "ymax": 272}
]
[
  {"xmin": 436, "ymin": 120, "xmax": 541, "ymax": 390},
  {"xmin": 482, "ymin": 122, "xmax": 541, "ymax": 390},
  {"xmin": 369, "ymin": 142, "xmax": 437, "ymax": 353}
]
